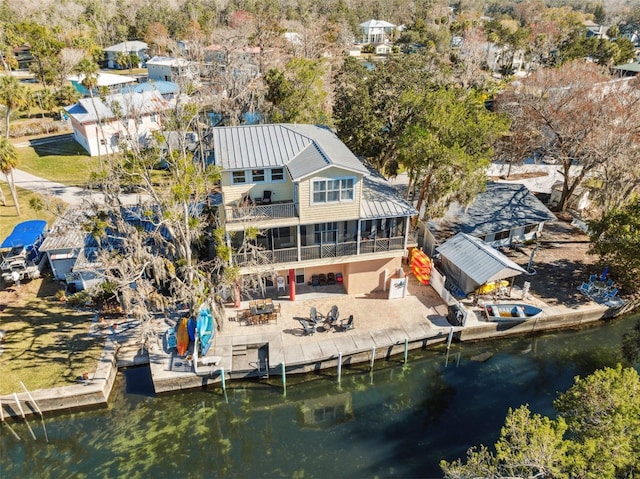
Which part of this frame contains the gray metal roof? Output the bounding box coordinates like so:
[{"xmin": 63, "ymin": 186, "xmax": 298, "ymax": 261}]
[
  {"xmin": 208, "ymin": 124, "xmax": 370, "ymax": 179},
  {"xmin": 39, "ymin": 208, "xmax": 97, "ymax": 252},
  {"xmin": 361, "ymin": 167, "xmax": 418, "ymax": 218},
  {"xmin": 65, "ymin": 90, "xmax": 170, "ymax": 124},
  {"xmin": 437, "ymin": 232, "xmax": 527, "ymax": 286},
  {"xmin": 429, "ymin": 182, "xmax": 557, "ymax": 241}
]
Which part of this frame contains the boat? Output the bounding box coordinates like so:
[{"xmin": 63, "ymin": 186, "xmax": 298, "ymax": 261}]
[
  {"xmin": 1, "ymin": 220, "xmax": 47, "ymax": 285},
  {"xmin": 197, "ymin": 307, "xmax": 214, "ymax": 355},
  {"xmin": 483, "ymin": 303, "xmax": 543, "ymax": 322},
  {"xmin": 176, "ymin": 317, "xmax": 190, "ymax": 356}
]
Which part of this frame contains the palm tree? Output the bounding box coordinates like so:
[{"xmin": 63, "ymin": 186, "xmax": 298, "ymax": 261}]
[
  {"xmin": 0, "ymin": 75, "xmax": 30, "ymax": 139},
  {"xmin": 0, "ymin": 136, "xmax": 20, "ymax": 215},
  {"xmin": 75, "ymin": 57, "xmax": 106, "ymax": 166}
]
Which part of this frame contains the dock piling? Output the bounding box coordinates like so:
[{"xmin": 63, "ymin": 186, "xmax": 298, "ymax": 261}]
[
  {"xmin": 281, "ymin": 362, "xmax": 287, "ymax": 397},
  {"xmin": 20, "ymin": 381, "xmax": 48, "ymax": 442},
  {"xmin": 403, "ymin": 338, "xmax": 408, "ymax": 365},
  {"xmin": 0, "ymin": 399, "xmax": 21, "ymax": 441},
  {"xmin": 337, "ymin": 352, "xmax": 343, "ymax": 389},
  {"xmin": 13, "ymin": 392, "xmax": 36, "ymax": 440},
  {"xmin": 220, "ymin": 367, "xmax": 228, "ymax": 403},
  {"xmin": 446, "ymin": 326, "xmax": 454, "ymax": 350}
]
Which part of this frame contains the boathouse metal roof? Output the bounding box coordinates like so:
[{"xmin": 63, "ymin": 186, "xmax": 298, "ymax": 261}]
[{"xmin": 436, "ymin": 232, "xmax": 527, "ymax": 293}]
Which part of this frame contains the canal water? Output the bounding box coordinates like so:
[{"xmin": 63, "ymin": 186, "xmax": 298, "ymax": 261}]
[{"xmin": 2, "ymin": 315, "xmax": 639, "ymax": 479}]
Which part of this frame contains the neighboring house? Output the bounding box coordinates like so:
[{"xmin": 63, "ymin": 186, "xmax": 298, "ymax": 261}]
[
  {"xmin": 424, "ymin": 182, "xmax": 557, "ymax": 256},
  {"xmin": 64, "ymin": 90, "xmax": 172, "ymax": 157},
  {"xmin": 584, "ymin": 20, "xmax": 609, "ymax": 39},
  {"xmin": 203, "ymin": 44, "xmax": 261, "ymax": 77},
  {"xmin": 103, "ymin": 40, "xmax": 149, "ymax": 69},
  {"xmin": 68, "ymin": 72, "xmax": 137, "ymax": 97},
  {"xmin": 146, "ymin": 55, "xmax": 199, "ymax": 83},
  {"xmin": 207, "ymin": 124, "xmax": 418, "ymax": 295},
  {"xmin": 38, "ymin": 208, "xmax": 102, "ymax": 291},
  {"xmin": 119, "ymin": 80, "xmax": 180, "ymax": 100},
  {"xmin": 359, "ymin": 19, "xmax": 396, "ymax": 44},
  {"xmin": 436, "ymin": 232, "xmax": 527, "ymax": 295}
]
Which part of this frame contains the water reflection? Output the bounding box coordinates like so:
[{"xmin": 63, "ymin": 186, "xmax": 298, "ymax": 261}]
[{"xmin": 1, "ymin": 315, "xmax": 638, "ymax": 478}]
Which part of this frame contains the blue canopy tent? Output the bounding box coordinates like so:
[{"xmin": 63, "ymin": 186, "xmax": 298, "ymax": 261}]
[{"xmin": 1, "ymin": 220, "xmax": 47, "ymax": 260}]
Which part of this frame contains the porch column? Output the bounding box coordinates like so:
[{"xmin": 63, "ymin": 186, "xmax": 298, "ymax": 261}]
[
  {"xmin": 403, "ymin": 216, "xmax": 410, "ymax": 251},
  {"xmin": 226, "ymin": 231, "xmax": 232, "ymax": 266},
  {"xmin": 356, "ymin": 220, "xmax": 362, "ymax": 255},
  {"xmin": 296, "ymin": 225, "xmax": 301, "ymax": 262},
  {"xmin": 289, "ymin": 268, "xmax": 296, "ymax": 301}
]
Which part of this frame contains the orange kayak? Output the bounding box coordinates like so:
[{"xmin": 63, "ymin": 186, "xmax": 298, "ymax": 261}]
[{"xmin": 176, "ymin": 317, "xmax": 190, "ymax": 357}]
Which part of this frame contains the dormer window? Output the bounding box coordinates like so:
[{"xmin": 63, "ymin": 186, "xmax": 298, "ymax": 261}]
[
  {"xmin": 232, "ymin": 171, "xmax": 246, "ymax": 184},
  {"xmin": 271, "ymin": 168, "xmax": 284, "ymax": 182},
  {"xmin": 312, "ymin": 177, "xmax": 355, "ymax": 204},
  {"xmin": 251, "ymin": 169, "xmax": 265, "ymax": 183}
]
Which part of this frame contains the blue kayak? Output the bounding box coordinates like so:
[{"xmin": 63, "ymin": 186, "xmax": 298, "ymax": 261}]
[
  {"xmin": 197, "ymin": 308, "xmax": 214, "ymax": 355},
  {"xmin": 187, "ymin": 317, "xmax": 196, "ymax": 341}
]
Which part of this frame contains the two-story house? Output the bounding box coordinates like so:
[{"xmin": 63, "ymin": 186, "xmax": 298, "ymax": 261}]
[
  {"xmin": 65, "ymin": 90, "xmax": 172, "ymax": 157},
  {"xmin": 209, "ymin": 124, "xmax": 417, "ymax": 295}
]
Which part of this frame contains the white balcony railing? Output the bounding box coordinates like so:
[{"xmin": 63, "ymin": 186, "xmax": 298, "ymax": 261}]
[{"xmin": 225, "ymin": 202, "xmax": 297, "ymax": 222}]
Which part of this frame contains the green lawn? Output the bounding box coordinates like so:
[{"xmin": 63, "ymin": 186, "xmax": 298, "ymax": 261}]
[
  {"xmin": 16, "ymin": 137, "xmax": 99, "ymax": 186},
  {"xmin": 0, "ymin": 278, "xmax": 104, "ymax": 394}
]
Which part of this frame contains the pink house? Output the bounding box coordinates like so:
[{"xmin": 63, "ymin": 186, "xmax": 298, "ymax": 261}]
[{"xmin": 65, "ymin": 91, "xmax": 172, "ymax": 157}]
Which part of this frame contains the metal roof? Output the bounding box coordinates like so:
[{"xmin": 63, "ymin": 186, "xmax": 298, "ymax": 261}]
[
  {"xmin": 360, "ymin": 167, "xmax": 418, "ymax": 218},
  {"xmin": 437, "ymin": 233, "xmax": 527, "ymax": 287},
  {"xmin": 104, "ymin": 41, "xmax": 148, "ymax": 52},
  {"xmin": 39, "ymin": 208, "xmax": 97, "ymax": 252},
  {"xmin": 64, "ymin": 90, "xmax": 170, "ymax": 124},
  {"xmin": 120, "ymin": 81, "xmax": 179, "ymax": 95},
  {"xmin": 208, "ymin": 124, "xmax": 370, "ymax": 178},
  {"xmin": 428, "ymin": 182, "xmax": 557, "ymax": 241}
]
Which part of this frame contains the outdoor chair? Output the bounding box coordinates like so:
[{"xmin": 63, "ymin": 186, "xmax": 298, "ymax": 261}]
[
  {"xmin": 338, "ymin": 314, "xmax": 354, "ymax": 332},
  {"xmin": 166, "ymin": 328, "xmax": 177, "ymax": 349},
  {"xmin": 261, "ymin": 190, "xmax": 273, "ymax": 204},
  {"xmin": 588, "ymin": 274, "xmax": 598, "ymax": 283},
  {"xmin": 606, "ymin": 279, "xmax": 615, "ymax": 288},
  {"xmin": 326, "ymin": 305, "xmax": 339, "ymax": 325},
  {"xmin": 309, "ymin": 307, "xmax": 324, "ymax": 325},
  {"xmin": 311, "ymin": 275, "xmax": 320, "ymax": 286},
  {"xmin": 318, "ymin": 273, "xmax": 327, "ymax": 286},
  {"xmin": 299, "ymin": 319, "xmax": 316, "ymax": 335},
  {"xmin": 335, "ymin": 272, "xmax": 343, "ymax": 283},
  {"xmin": 577, "ymin": 282, "xmax": 593, "ymax": 295},
  {"xmin": 327, "ymin": 272, "xmax": 336, "ymax": 285},
  {"xmin": 276, "ymin": 275, "xmax": 286, "ymax": 293}
]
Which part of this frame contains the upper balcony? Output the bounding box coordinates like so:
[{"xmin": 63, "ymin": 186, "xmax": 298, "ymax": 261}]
[{"xmin": 224, "ymin": 201, "xmax": 298, "ymax": 223}]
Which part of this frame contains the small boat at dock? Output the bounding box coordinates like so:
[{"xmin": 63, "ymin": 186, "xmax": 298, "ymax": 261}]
[{"xmin": 483, "ymin": 303, "xmax": 543, "ymax": 322}]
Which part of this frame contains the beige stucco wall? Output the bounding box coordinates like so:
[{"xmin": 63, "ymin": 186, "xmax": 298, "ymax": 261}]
[{"xmin": 343, "ymin": 257, "xmax": 402, "ymax": 294}]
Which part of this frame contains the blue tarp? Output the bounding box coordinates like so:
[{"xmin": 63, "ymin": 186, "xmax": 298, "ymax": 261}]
[{"xmin": 1, "ymin": 220, "xmax": 47, "ymax": 249}]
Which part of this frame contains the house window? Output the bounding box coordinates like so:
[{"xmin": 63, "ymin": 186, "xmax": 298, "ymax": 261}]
[
  {"xmin": 251, "ymin": 169, "xmax": 265, "ymax": 183},
  {"xmin": 314, "ymin": 222, "xmax": 338, "ymax": 244},
  {"xmin": 312, "ymin": 177, "xmax": 355, "ymax": 204},
  {"xmin": 271, "ymin": 168, "xmax": 284, "ymax": 182},
  {"xmin": 495, "ymin": 230, "xmax": 511, "ymax": 241},
  {"xmin": 232, "ymin": 171, "xmax": 246, "ymax": 184},
  {"xmin": 136, "ymin": 116, "xmax": 144, "ymax": 126}
]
